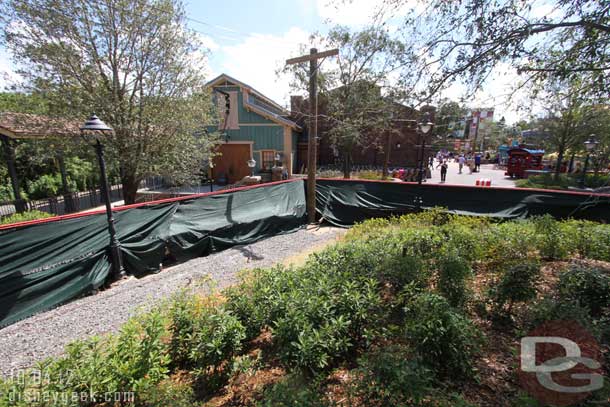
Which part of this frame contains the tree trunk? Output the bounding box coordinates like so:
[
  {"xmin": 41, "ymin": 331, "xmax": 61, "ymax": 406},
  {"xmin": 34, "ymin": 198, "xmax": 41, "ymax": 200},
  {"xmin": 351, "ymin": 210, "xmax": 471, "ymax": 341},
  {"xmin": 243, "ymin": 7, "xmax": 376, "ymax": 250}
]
[
  {"xmin": 568, "ymin": 151, "xmax": 576, "ymax": 173},
  {"xmin": 554, "ymin": 146, "xmax": 565, "ymax": 180},
  {"xmin": 122, "ymin": 172, "xmax": 140, "ymax": 205},
  {"xmin": 343, "ymin": 151, "xmax": 351, "ymax": 179}
]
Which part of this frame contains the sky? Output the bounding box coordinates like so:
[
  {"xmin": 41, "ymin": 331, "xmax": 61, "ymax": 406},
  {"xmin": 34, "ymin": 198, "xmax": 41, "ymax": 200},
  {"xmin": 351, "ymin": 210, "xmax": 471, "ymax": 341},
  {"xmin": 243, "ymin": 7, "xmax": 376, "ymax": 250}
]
[{"xmin": 0, "ymin": 0, "xmax": 545, "ymax": 124}]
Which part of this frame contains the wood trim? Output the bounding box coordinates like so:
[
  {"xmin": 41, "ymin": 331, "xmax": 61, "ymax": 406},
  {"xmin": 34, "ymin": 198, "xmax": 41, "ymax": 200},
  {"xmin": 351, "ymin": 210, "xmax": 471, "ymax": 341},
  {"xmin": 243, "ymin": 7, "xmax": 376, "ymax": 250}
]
[{"xmin": 283, "ymin": 126, "xmax": 293, "ymax": 177}]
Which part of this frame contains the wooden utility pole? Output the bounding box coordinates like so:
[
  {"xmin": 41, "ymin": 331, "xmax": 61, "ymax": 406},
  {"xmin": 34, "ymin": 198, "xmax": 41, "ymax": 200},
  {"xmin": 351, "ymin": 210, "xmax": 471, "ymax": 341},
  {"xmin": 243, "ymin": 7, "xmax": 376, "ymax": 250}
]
[{"xmin": 286, "ymin": 47, "xmax": 338, "ymax": 224}]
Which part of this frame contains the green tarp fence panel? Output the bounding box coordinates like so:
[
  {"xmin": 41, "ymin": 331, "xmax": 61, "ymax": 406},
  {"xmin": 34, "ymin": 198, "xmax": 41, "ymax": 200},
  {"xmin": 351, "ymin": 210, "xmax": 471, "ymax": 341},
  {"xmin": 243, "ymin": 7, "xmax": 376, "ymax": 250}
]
[
  {"xmin": 0, "ymin": 180, "xmax": 306, "ymax": 327},
  {"xmin": 316, "ymin": 179, "xmax": 610, "ymax": 227}
]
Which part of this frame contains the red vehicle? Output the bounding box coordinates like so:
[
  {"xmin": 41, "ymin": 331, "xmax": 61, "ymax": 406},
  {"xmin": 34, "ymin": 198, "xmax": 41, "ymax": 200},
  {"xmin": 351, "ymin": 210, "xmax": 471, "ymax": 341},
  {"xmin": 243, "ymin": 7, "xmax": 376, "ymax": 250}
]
[{"xmin": 505, "ymin": 147, "xmax": 544, "ymax": 178}]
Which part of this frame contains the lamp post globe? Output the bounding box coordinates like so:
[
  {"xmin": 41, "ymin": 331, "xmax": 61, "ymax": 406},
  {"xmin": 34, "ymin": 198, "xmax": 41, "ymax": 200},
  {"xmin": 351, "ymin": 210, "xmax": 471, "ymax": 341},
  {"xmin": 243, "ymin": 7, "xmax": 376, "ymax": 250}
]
[
  {"xmin": 417, "ymin": 112, "xmax": 434, "ymax": 185},
  {"xmin": 247, "ymin": 158, "xmax": 256, "ymax": 177},
  {"xmin": 80, "ymin": 114, "xmax": 125, "ymax": 280}
]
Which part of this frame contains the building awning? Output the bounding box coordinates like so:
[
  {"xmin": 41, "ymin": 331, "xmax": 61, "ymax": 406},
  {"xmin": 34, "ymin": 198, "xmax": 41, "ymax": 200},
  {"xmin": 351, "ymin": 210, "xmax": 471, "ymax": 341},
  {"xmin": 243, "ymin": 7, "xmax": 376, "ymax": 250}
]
[{"xmin": 0, "ymin": 112, "xmax": 82, "ymax": 139}]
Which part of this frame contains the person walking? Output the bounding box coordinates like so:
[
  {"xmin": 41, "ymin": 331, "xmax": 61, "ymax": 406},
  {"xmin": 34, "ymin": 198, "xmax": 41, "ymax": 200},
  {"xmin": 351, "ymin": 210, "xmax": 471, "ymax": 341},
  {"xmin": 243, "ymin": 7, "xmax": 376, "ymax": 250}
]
[
  {"xmin": 458, "ymin": 155, "xmax": 465, "ymax": 174},
  {"xmin": 437, "ymin": 160, "xmax": 448, "ymax": 182},
  {"xmin": 475, "ymin": 154, "xmax": 481, "ymax": 172}
]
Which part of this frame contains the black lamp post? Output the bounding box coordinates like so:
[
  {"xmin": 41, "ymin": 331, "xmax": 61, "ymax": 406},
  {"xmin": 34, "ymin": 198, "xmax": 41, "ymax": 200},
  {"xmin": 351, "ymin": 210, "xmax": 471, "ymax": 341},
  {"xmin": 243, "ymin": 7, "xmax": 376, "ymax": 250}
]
[
  {"xmin": 80, "ymin": 114, "xmax": 125, "ymax": 280},
  {"xmin": 417, "ymin": 112, "xmax": 434, "ymax": 185},
  {"xmin": 208, "ymin": 160, "xmax": 215, "ymax": 192},
  {"xmin": 579, "ymin": 136, "xmax": 598, "ymax": 189}
]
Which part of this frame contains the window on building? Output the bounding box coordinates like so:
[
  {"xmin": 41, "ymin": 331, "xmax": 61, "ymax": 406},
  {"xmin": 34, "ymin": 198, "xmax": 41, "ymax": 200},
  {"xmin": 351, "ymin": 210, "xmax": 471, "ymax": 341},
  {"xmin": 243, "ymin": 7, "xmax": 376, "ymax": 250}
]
[{"xmin": 261, "ymin": 150, "xmax": 276, "ymax": 171}]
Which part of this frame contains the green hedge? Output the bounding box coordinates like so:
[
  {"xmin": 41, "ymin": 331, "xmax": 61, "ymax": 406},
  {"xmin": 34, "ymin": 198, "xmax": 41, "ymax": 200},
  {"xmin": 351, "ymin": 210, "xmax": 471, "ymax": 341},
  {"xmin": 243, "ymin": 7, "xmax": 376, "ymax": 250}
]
[{"xmin": 1, "ymin": 210, "xmax": 609, "ymax": 406}]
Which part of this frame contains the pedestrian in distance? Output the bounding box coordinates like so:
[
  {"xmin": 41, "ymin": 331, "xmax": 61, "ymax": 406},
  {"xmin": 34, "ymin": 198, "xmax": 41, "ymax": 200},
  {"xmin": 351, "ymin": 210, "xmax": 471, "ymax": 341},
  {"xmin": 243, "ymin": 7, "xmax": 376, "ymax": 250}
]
[
  {"xmin": 437, "ymin": 160, "xmax": 448, "ymax": 182},
  {"xmin": 475, "ymin": 154, "xmax": 481, "ymax": 172},
  {"xmin": 458, "ymin": 155, "xmax": 465, "ymax": 174}
]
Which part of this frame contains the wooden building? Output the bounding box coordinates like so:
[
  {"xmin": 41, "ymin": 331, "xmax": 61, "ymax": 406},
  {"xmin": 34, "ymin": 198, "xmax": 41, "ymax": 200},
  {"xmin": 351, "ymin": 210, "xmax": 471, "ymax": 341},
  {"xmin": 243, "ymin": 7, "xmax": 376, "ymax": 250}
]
[
  {"xmin": 289, "ymin": 90, "xmax": 427, "ymax": 173},
  {"xmin": 206, "ymin": 74, "xmax": 302, "ymax": 184}
]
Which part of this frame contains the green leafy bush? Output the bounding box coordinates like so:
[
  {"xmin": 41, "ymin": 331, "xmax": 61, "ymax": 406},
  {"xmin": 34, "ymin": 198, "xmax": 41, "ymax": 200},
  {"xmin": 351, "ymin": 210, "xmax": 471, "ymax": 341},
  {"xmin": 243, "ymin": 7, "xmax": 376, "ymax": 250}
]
[
  {"xmin": 167, "ymin": 293, "xmax": 245, "ymax": 371},
  {"xmin": 489, "ymin": 261, "xmax": 541, "ymax": 315},
  {"xmin": 0, "ymin": 210, "xmax": 52, "ymax": 225},
  {"xmin": 515, "ymin": 173, "xmax": 609, "ymax": 190},
  {"xmin": 0, "ymin": 183, "xmax": 15, "ymax": 202},
  {"xmin": 34, "ymin": 310, "xmax": 170, "ymax": 405},
  {"xmin": 26, "ymin": 173, "xmax": 77, "ymax": 200},
  {"xmin": 348, "ymin": 346, "xmax": 433, "ymax": 406},
  {"xmin": 256, "ymin": 375, "xmax": 328, "ymax": 407},
  {"xmin": 404, "ymin": 293, "xmax": 482, "ymax": 379},
  {"xmin": 355, "ymin": 169, "xmax": 383, "ymax": 180},
  {"xmin": 436, "ymin": 252, "xmax": 472, "ymax": 308},
  {"xmin": 225, "ymin": 266, "xmax": 293, "ymax": 340},
  {"xmin": 533, "ymin": 215, "xmax": 569, "ymax": 260},
  {"xmin": 480, "ymin": 221, "xmax": 537, "ymax": 266},
  {"xmin": 272, "ymin": 271, "xmax": 381, "ymax": 374},
  {"xmin": 588, "ymin": 225, "xmax": 610, "ymax": 262},
  {"xmin": 558, "ymin": 264, "xmax": 610, "ymax": 317},
  {"xmin": 527, "ymin": 298, "xmax": 596, "ymax": 334}
]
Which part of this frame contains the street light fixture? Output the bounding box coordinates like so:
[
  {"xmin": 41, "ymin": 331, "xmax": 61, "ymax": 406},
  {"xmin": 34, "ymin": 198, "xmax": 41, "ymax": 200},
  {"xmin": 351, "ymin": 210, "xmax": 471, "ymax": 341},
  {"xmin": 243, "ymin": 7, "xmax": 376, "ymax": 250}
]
[
  {"xmin": 579, "ymin": 136, "xmax": 599, "ymax": 189},
  {"xmin": 208, "ymin": 160, "xmax": 215, "ymax": 192},
  {"xmin": 417, "ymin": 112, "xmax": 434, "ymax": 185},
  {"xmin": 247, "ymin": 158, "xmax": 256, "ymax": 177},
  {"xmin": 80, "ymin": 114, "xmax": 125, "ymax": 280}
]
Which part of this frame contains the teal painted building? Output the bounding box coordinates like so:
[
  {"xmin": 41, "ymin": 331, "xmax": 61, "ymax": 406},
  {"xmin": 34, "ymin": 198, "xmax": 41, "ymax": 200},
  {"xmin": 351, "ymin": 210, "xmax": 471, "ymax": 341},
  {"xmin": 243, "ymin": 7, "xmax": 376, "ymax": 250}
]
[{"xmin": 206, "ymin": 74, "xmax": 301, "ymax": 183}]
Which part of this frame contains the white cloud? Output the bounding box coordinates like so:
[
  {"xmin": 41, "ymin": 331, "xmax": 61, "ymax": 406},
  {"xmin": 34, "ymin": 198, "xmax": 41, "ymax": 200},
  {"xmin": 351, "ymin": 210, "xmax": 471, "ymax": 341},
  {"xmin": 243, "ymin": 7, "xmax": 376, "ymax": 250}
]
[
  {"xmin": 216, "ymin": 27, "xmax": 319, "ymax": 108},
  {"xmin": 197, "ymin": 33, "xmax": 220, "ymax": 52}
]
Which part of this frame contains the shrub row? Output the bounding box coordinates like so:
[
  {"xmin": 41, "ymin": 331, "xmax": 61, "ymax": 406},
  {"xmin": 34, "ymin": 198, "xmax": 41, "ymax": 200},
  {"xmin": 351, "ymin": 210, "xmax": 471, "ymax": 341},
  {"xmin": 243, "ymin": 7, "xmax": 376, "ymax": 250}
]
[{"xmin": 1, "ymin": 210, "xmax": 608, "ymax": 406}]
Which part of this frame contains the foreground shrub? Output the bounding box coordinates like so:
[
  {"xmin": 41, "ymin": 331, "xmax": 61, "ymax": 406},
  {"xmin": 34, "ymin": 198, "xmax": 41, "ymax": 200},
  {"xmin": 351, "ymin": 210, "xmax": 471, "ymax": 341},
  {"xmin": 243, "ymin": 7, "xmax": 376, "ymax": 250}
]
[
  {"xmin": 527, "ymin": 298, "xmax": 597, "ymax": 335},
  {"xmin": 23, "ymin": 310, "xmax": 171, "ymax": 406},
  {"xmin": 436, "ymin": 252, "xmax": 472, "ymax": 308},
  {"xmin": 558, "ymin": 264, "xmax": 610, "ymax": 317},
  {"xmin": 404, "ymin": 293, "xmax": 482, "ymax": 379},
  {"xmin": 533, "ymin": 215, "xmax": 568, "ymax": 260},
  {"xmin": 167, "ymin": 293, "xmax": 245, "ymax": 372},
  {"xmin": 272, "ymin": 272, "xmax": 381, "ymax": 374},
  {"xmin": 348, "ymin": 346, "xmax": 433, "ymax": 406},
  {"xmin": 588, "ymin": 225, "xmax": 610, "ymax": 262},
  {"xmin": 480, "ymin": 221, "xmax": 537, "ymax": 266},
  {"xmin": 225, "ymin": 266, "xmax": 293, "ymax": 340},
  {"xmin": 256, "ymin": 375, "xmax": 329, "ymax": 407},
  {"xmin": 489, "ymin": 261, "xmax": 541, "ymax": 315}
]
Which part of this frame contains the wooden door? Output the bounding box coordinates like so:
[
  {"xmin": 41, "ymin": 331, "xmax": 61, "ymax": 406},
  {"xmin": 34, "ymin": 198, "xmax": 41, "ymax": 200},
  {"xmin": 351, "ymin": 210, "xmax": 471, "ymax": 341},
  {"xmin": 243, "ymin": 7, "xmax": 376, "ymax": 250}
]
[{"xmin": 212, "ymin": 143, "xmax": 251, "ymax": 184}]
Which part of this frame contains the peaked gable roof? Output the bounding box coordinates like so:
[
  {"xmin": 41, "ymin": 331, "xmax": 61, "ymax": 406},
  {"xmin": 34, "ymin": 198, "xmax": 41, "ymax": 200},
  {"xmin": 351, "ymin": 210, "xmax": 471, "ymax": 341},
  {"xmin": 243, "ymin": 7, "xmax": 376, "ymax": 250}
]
[{"xmin": 206, "ymin": 73, "xmax": 301, "ymax": 131}]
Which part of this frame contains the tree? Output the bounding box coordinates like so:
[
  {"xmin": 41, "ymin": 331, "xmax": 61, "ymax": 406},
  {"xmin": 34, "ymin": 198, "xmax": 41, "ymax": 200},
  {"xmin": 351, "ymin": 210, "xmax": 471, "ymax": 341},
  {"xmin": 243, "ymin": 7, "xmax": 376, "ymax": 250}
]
[
  {"xmin": 537, "ymin": 80, "xmax": 589, "ymax": 177},
  {"xmin": 370, "ymin": 0, "xmax": 610, "ymax": 102},
  {"xmin": 283, "ymin": 25, "xmax": 409, "ymax": 178},
  {"xmin": 578, "ymin": 104, "xmax": 610, "ymax": 174},
  {"xmin": 2, "ymin": 0, "xmax": 219, "ymax": 204}
]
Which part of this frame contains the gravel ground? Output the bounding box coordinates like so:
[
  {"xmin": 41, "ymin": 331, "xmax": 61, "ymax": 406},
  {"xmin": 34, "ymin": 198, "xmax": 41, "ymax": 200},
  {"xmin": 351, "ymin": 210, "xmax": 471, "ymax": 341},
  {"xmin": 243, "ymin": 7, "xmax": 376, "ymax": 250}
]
[{"xmin": 0, "ymin": 226, "xmax": 345, "ymax": 377}]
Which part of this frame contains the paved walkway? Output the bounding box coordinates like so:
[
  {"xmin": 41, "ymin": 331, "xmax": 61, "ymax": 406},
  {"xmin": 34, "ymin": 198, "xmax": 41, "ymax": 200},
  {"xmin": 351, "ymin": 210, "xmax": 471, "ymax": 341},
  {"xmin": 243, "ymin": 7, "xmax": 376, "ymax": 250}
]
[{"xmin": 426, "ymin": 161, "xmax": 516, "ymax": 188}]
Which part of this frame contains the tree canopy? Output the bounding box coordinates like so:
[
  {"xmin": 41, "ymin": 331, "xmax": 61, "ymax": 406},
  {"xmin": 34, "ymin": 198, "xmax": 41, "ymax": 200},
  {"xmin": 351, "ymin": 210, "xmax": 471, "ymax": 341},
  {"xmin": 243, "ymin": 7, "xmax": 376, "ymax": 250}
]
[
  {"xmin": 1, "ymin": 0, "xmax": 219, "ymax": 203},
  {"xmin": 381, "ymin": 0, "xmax": 610, "ymax": 102}
]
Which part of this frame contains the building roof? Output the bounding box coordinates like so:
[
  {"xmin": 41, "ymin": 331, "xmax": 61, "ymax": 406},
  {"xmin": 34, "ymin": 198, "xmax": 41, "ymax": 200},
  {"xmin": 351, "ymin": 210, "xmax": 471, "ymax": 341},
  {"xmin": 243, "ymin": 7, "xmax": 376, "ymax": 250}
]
[
  {"xmin": 0, "ymin": 112, "xmax": 82, "ymax": 139},
  {"xmin": 206, "ymin": 73, "xmax": 301, "ymax": 130}
]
